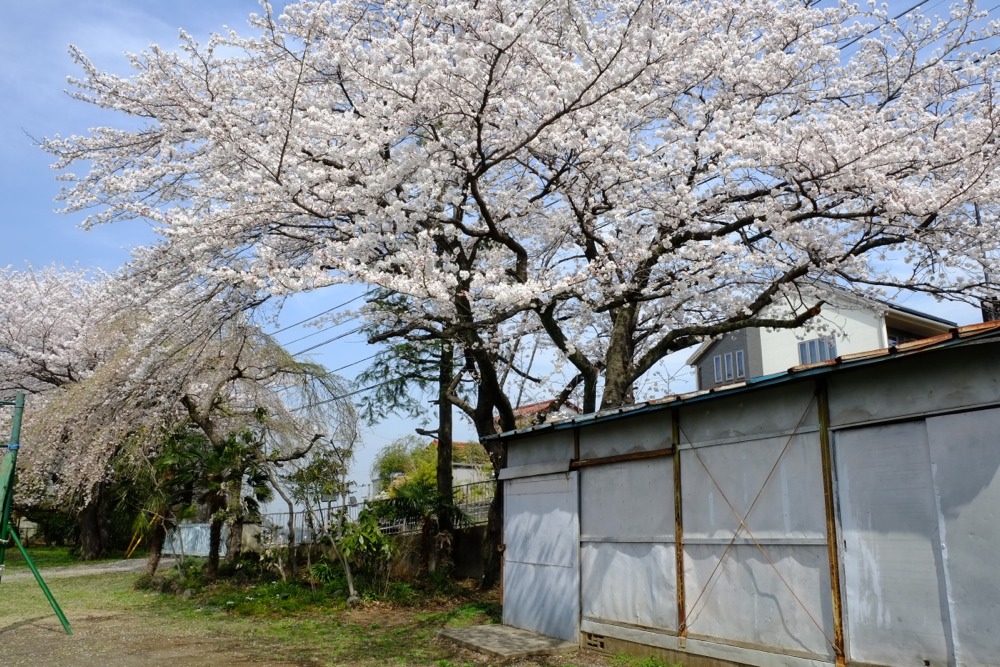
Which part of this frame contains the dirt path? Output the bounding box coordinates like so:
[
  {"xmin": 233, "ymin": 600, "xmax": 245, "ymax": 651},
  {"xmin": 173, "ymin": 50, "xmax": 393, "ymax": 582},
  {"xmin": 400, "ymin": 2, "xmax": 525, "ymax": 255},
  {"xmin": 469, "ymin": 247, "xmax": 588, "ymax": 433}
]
[{"xmin": 3, "ymin": 557, "xmax": 177, "ymax": 582}]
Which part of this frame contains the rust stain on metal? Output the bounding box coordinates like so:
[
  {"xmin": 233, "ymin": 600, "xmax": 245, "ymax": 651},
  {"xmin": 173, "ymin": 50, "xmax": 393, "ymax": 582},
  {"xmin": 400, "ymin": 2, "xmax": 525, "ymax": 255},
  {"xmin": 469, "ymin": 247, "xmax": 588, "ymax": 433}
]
[
  {"xmin": 955, "ymin": 320, "xmax": 1000, "ymax": 336},
  {"xmin": 570, "ymin": 447, "xmax": 673, "ymax": 469},
  {"xmin": 816, "ymin": 380, "xmax": 846, "ymax": 667},
  {"xmin": 673, "ymin": 408, "xmax": 687, "ymax": 639}
]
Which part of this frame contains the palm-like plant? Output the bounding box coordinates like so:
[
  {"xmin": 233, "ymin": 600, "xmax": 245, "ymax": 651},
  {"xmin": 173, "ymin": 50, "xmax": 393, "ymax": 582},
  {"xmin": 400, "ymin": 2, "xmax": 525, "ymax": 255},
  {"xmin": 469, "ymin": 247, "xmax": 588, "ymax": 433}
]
[{"xmin": 380, "ymin": 480, "xmax": 468, "ymax": 575}]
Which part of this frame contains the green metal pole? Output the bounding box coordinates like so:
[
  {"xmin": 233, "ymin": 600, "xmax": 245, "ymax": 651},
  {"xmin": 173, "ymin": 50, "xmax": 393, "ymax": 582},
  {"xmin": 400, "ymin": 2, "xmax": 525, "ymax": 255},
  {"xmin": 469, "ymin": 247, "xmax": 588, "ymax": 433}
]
[
  {"xmin": 0, "ymin": 393, "xmax": 24, "ymax": 579},
  {"xmin": 0, "ymin": 393, "xmax": 72, "ymax": 634},
  {"xmin": 8, "ymin": 527, "xmax": 72, "ymax": 634}
]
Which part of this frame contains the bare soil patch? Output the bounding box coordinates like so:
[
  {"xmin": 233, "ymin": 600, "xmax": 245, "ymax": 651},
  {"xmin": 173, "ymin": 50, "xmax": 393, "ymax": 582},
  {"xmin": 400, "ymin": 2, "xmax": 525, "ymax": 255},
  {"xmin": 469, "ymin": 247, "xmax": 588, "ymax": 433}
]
[{"xmin": 0, "ymin": 610, "xmax": 310, "ymax": 667}]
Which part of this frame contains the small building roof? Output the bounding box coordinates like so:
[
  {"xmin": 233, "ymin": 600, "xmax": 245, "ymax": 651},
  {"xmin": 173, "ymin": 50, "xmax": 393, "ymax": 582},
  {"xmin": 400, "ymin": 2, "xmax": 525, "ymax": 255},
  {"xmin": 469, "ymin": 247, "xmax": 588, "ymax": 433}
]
[{"xmin": 489, "ymin": 319, "xmax": 1000, "ymax": 442}]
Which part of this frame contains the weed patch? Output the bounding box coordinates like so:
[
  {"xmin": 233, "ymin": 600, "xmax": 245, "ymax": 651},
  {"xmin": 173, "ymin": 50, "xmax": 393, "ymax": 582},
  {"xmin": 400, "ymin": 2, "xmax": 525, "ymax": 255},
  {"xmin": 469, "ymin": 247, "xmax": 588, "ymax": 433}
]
[{"xmin": 611, "ymin": 654, "xmax": 682, "ymax": 667}]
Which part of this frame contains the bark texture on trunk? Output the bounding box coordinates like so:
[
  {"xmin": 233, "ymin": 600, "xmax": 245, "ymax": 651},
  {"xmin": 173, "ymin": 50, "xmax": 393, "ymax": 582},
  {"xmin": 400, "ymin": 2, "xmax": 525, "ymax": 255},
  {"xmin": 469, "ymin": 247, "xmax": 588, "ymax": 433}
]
[
  {"xmin": 206, "ymin": 503, "xmax": 224, "ymax": 580},
  {"xmin": 437, "ymin": 341, "xmax": 455, "ymax": 559},
  {"xmin": 145, "ymin": 519, "xmax": 166, "ymax": 577},
  {"xmin": 600, "ymin": 305, "xmax": 639, "ymax": 409},
  {"xmin": 77, "ymin": 491, "xmax": 112, "ymax": 560},
  {"xmin": 481, "ymin": 481, "xmax": 505, "ymax": 589}
]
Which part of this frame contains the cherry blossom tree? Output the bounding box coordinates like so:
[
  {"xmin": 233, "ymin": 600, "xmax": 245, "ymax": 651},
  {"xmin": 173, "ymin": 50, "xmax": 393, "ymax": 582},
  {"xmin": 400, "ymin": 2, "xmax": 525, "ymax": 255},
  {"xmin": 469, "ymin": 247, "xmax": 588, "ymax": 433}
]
[
  {"xmin": 0, "ymin": 267, "xmax": 357, "ymax": 560},
  {"xmin": 0, "ymin": 266, "xmax": 117, "ymax": 395},
  {"xmin": 44, "ymin": 0, "xmax": 1000, "ymax": 416},
  {"xmin": 0, "ymin": 266, "xmax": 137, "ymax": 557}
]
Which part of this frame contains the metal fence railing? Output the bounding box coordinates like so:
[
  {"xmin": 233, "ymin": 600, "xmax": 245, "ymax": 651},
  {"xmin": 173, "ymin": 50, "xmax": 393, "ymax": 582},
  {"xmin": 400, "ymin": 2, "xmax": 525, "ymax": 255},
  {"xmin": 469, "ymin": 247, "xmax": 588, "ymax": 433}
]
[{"xmin": 258, "ymin": 479, "xmax": 496, "ymax": 545}]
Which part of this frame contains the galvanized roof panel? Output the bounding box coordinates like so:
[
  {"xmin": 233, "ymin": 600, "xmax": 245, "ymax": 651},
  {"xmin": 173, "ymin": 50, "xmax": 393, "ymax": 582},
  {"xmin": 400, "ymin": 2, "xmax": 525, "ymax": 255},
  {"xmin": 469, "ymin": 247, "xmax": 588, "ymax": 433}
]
[{"xmin": 488, "ymin": 320, "xmax": 1000, "ymax": 441}]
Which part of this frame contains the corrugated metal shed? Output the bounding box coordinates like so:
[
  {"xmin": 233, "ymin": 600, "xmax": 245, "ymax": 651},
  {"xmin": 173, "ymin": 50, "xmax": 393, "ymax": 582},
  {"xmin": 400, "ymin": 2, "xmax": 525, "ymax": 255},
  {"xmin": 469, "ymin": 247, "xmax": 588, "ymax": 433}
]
[{"xmin": 497, "ymin": 320, "xmax": 1000, "ymax": 667}]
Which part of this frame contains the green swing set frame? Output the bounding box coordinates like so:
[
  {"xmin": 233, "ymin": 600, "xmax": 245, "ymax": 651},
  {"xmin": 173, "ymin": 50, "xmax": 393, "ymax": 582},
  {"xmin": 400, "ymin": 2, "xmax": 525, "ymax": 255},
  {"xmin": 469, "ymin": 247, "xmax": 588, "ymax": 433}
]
[{"xmin": 0, "ymin": 393, "xmax": 72, "ymax": 634}]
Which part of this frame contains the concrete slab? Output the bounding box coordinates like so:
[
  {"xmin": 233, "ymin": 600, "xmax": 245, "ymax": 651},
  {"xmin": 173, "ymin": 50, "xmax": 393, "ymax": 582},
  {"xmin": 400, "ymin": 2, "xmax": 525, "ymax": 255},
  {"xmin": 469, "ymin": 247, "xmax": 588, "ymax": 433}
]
[{"xmin": 439, "ymin": 624, "xmax": 578, "ymax": 660}]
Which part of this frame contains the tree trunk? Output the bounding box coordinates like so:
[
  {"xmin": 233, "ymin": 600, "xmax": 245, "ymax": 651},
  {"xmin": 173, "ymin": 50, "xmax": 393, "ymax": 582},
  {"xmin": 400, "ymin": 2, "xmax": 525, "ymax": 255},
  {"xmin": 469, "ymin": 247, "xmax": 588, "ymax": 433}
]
[
  {"xmin": 436, "ymin": 341, "xmax": 455, "ymax": 570},
  {"xmin": 145, "ymin": 518, "xmax": 166, "ymax": 577},
  {"xmin": 77, "ymin": 492, "xmax": 111, "ymax": 560},
  {"xmin": 206, "ymin": 517, "xmax": 223, "ymax": 579},
  {"xmin": 225, "ymin": 516, "xmax": 244, "ymax": 564},
  {"xmin": 265, "ymin": 464, "xmax": 298, "ymax": 579},
  {"xmin": 459, "ymin": 348, "xmax": 514, "ymax": 590},
  {"xmin": 600, "ymin": 305, "xmax": 639, "ymax": 409},
  {"xmin": 225, "ymin": 481, "xmax": 244, "ymax": 564},
  {"xmin": 480, "ymin": 436, "xmax": 507, "ymax": 589},
  {"xmin": 206, "ymin": 496, "xmax": 225, "ymax": 580}
]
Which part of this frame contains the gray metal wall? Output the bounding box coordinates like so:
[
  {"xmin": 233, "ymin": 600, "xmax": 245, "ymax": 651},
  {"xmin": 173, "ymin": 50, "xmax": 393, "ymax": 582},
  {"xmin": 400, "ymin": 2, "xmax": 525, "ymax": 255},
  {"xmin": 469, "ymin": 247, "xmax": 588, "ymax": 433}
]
[
  {"xmin": 503, "ymin": 472, "xmax": 580, "ymax": 642},
  {"xmin": 163, "ymin": 523, "xmax": 227, "ymax": 558},
  {"xmin": 835, "ymin": 408, "xmax": 1000, "ymax": 666},
  {"xmin": 580, "ymin": 457, "xmax": 677, "ymax": 631},
  {"xmin": 502, "ymin": 341, "xmax": 1000, "ymax": 667},
  {"xmin": 680, "ymin": 389, "xmax": 835, "ymax": 661}
]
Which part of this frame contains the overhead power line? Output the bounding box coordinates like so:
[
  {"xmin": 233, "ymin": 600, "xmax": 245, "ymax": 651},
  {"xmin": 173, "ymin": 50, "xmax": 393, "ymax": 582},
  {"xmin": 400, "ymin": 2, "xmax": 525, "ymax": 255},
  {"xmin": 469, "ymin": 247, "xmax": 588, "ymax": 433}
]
[
  {"xmin": 838, "ymin": 0, "xmax": 933, "ymax": 50},
  {"xmin": 279, "ymin": 321, "xmax": 346, "ymax": 347},
  {"xmin": 291, "ymin": 378, "xmax": 397, "ymax": 411},
  {"xmin": 292, "ymin": 324, "xmax": 366, "ymax": 356},
  {"xmin": 267, "ymin": 290, "xmax": 373, "ymax": 336},
  {"xmin": 329, "ymin": 352, "xmax": 381, "ymax": 374}
]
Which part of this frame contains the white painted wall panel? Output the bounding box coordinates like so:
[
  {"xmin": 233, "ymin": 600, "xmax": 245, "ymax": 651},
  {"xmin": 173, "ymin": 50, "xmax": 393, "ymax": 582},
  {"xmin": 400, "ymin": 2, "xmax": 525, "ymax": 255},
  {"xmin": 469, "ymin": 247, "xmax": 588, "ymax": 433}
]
[
  {"xmin": 836, "ymin": 421, "xmax": 950, "ymax": 666},
  {"xmin": 503, "ymin": 472, "xmax": 580, "ymax": 642},
  {"xmin": 926, "ymin": 408, "xmax": 1000, "ymax": 665},
  {"xmin": 682, "ymin": 435, "xmax": 825, "ymax": 541},
  {"xmin": 579, "ymin": 415, "xmax": 672, "ymax": 459},
  {"xmin": 581, "ymin": 542, "xmax": 676, "ymax": 630},
  {"xmin": 507, "ymin": 431, "xmax": 575, "ymax": 467},
  {"xmin": 680, "ymin": 384, "xmax": 818, "ymax": 445},
  {"xmin": 684, "ymin": 544, "xmax": 834, "ymax": 659},
  {"xmin": 579, "ymin": 458, "xmax": 676, "ymax": 635},
  {"xmin": 505, "ymin": 473, "xmax": 577, "ymax": 567},
  {"xmin": 580, "ymin": 459, "xmax": 673, "ymax": 540},
  {"xmin": 679, "ymin": 428, "xmax": 833, "ymax": 660},
  {"xmin": 828, "ymin": 347, "xmax": 1000, "ymax": 429},
  {"xmin": 504, "ymin": 560, "xmax": 580, "ymax": 641}
]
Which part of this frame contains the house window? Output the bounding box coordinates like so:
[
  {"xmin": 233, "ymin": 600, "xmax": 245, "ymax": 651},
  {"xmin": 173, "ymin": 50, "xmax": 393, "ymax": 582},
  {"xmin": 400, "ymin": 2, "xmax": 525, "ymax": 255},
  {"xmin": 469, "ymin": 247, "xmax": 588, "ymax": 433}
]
[
  {"xmin": 712, "ymin": 351, "xmax": 746, "ymax": 383},
  {"xmin": 798, "ymin": 337, "xmax": 837, "ymax": 365}
]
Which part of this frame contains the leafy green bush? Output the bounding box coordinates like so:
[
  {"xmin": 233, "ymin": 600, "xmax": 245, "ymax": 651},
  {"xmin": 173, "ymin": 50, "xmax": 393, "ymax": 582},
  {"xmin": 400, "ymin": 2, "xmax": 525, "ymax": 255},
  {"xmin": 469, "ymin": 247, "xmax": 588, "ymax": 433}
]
[
  {"xmin": 384, "ymin": 581, "xmax": 419, "ymax": 605},
  {"xmin": 309, "ymin": 559, "xmax": 344, "ymax": 586},
  {"xmin": 341, "ymin": 507, "xmax": 394, "ymax": 591}
]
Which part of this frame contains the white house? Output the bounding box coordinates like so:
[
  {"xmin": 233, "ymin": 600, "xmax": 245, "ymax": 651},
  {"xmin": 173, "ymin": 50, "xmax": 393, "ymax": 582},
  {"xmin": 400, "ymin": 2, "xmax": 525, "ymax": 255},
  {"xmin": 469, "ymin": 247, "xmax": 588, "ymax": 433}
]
[{"xmin": 687, "ymin": 287, "xmax": 955, "ymax": 390}]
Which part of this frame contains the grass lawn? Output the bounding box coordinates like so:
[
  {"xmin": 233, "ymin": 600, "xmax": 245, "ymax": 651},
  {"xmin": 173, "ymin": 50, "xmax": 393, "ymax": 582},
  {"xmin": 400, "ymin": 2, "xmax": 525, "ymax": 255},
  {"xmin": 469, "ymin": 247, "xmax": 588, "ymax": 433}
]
[
  {"xmin": 0, "ymin": 566, "xmax": 664, "ymax": 667},
  {"xmin": 1, "ymin": 549, "xmax": 681, "ymax": 667}
]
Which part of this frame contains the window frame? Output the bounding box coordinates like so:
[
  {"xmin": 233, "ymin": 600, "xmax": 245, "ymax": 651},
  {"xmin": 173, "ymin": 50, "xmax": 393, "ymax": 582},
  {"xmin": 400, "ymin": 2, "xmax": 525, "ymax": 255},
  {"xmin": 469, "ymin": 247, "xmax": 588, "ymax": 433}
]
[
  {"xmin": 712, "ymin": 350, "xmax": 747, "ymax": 384},
  {"xmin": 798, "ymin": 337, "xmax": 838, "ymax": 365}
]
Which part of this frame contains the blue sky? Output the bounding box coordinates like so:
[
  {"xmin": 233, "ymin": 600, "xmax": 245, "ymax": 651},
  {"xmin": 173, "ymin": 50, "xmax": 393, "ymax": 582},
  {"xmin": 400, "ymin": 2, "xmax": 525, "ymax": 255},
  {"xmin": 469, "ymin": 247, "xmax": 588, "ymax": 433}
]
[
  {"xmin": 0, "ymin": 1, "xmax": 988, "ymax": 490},
  {"xmin": 0, "ymin": 1, "xmax": 429, "ymax": 492}
]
